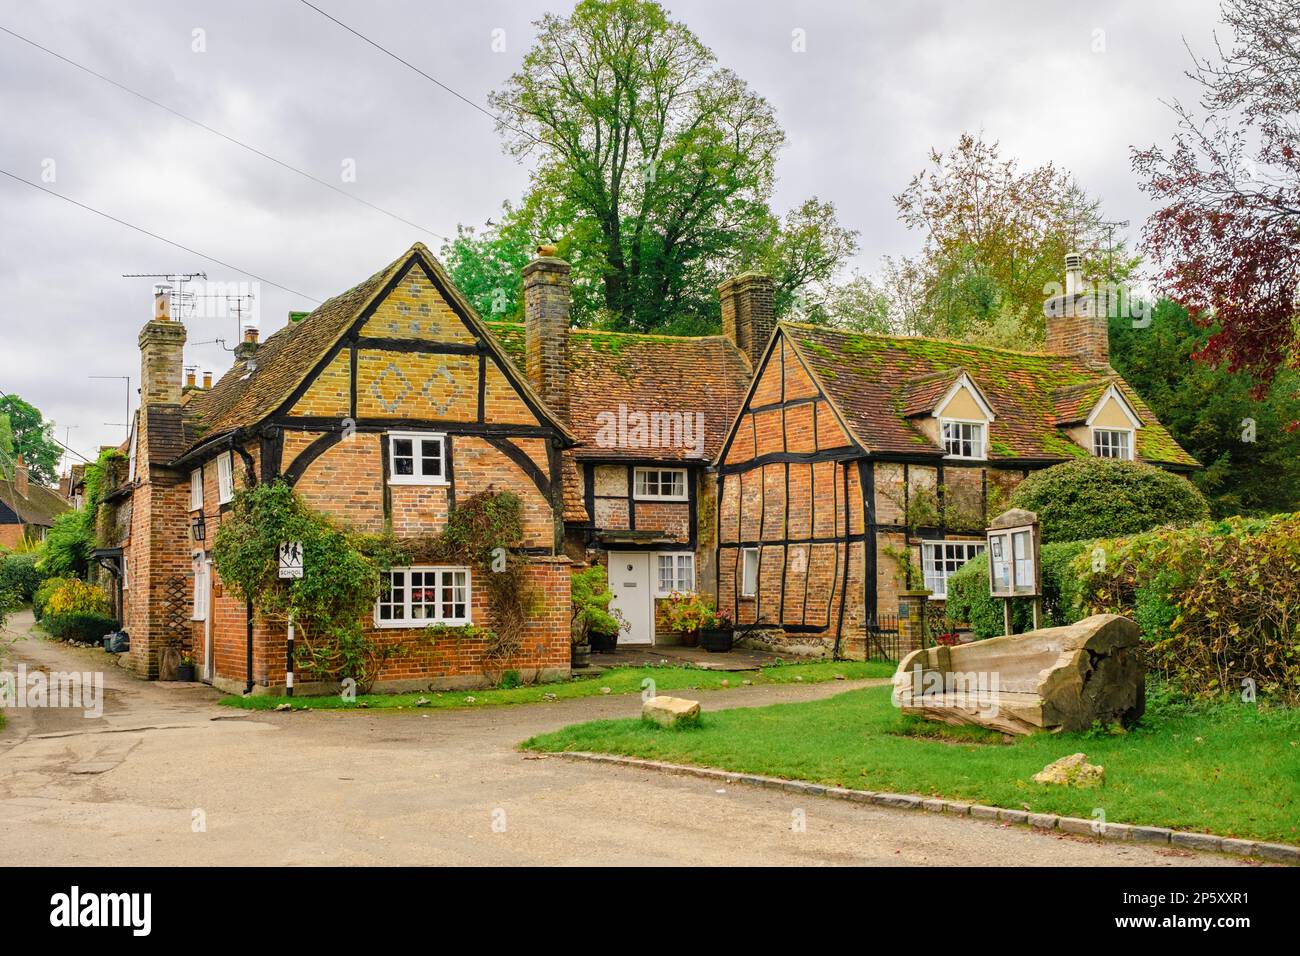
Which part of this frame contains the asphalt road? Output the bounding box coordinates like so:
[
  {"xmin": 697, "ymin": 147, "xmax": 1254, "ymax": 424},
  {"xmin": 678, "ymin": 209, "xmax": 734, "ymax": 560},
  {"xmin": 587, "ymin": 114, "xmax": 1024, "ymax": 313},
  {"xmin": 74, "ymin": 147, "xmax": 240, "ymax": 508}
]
[{"xmin": 0, "ymin": 611, "xmax": 1247, "ymax": 866}]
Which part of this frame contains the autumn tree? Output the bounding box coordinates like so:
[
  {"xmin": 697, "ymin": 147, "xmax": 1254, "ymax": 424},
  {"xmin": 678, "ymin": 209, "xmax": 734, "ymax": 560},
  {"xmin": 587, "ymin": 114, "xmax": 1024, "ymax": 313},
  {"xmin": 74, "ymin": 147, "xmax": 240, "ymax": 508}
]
[
  {"xmin": 894, "ymin": 132, "xmax": 1135, "ymax": 343},
  {"xmin": 1134, "ymin": 0, "xmax": 1300, "ymax": 390}
]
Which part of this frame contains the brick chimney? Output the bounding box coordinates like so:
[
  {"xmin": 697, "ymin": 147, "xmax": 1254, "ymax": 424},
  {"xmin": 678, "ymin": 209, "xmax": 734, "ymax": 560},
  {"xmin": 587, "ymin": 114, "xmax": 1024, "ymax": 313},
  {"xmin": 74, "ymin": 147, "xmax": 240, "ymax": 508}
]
[
  {"xmin": 523, "ymin": 246, "xmax": 570, "ymax": 421},
  {"xmin": 139, "ymin": 284, "xmax": 187, "ymax": 405},
  {"xmin": 13, "ymin": 454, "xmax": 28, "ymax": 498},
  {"xmin": 1044, "ymin": 253, "xmax": 1110, "ymax": 367},
  {"xmin": 719, "ymin": 271, "xmax": 775, "ymax": 369},
  {"xmin": 234, "ymin": 325, "xmax": 259, "ymax": 362}
]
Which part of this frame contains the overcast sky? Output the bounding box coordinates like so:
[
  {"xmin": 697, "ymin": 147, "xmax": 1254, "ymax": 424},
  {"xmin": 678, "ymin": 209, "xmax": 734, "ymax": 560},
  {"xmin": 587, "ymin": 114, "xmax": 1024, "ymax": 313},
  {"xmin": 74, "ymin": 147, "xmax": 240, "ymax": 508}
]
[{"xmin": 0, "ymin": 0, "xmax": 1225, "ymax": 471}]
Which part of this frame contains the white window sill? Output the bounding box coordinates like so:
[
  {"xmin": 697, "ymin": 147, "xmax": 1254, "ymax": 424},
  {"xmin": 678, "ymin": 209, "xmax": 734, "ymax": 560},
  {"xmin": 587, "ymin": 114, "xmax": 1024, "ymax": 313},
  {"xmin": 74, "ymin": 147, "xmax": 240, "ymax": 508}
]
[
  {"xmin": 374, "ymin": 618, "xmax": 471, "ymax": 629},
  {"xmin": 634, "ymin": 495, "xmax": 689, "ymax": 503},
  {"xmin": 388, "ymin": 477, "xmax": 450, "ymax": 487}
]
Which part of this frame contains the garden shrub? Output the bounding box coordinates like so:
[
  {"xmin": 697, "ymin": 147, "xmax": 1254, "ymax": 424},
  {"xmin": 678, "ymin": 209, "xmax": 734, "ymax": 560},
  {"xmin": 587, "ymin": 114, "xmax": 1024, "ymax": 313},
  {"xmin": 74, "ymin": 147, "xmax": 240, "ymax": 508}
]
[
  {"xmin": 0, "ymin": 552, "xmax": 46, "ymax": 602},
  {"xmin": 1009, "ymin": 458, "xmax": 1209, "ymax": 543},
  {"xmin": 944, "ymin": 540, "xmax": 1092, "ymax": 638},
  {"xmin": 1075, "ymin": 512, "xmax": 1300, "ymax": 701},
  {"xmin": 42, "ymin": 578, "xmax": 110, "ymax": 618},
  {"xmin": 43, "ymin": 612, "xmax": 119, "ymax": 643},
  {"xmin": 32, "ymin": 575, "xmax": 75, "ymax": 620}
]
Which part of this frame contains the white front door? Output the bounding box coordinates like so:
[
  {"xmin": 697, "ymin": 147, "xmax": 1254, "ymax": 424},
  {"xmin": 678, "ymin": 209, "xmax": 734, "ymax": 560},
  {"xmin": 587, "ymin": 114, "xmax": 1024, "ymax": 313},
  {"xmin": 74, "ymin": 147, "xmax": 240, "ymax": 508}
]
[
  {"xmin": 202, "ymin": 558, "xmax": 214, "ymax": 682},
  {"xmin": 608, "ymin": 552, "xmax": 653, "ymax": 645}
]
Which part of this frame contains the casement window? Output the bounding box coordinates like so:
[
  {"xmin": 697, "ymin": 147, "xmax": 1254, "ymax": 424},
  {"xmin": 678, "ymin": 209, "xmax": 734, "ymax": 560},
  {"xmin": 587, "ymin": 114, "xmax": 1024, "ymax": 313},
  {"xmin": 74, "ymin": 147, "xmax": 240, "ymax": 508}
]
[
  {"xmin": 633, "ymin": 467, "xmax": 688, "ymax": 501},
  {"xmin": 941, "ymin": 420, "xmax": 985, "ymax": 460},
  {"xmin": 375, "ymin": 567, "xmax": 470, "ymax": 627},
  {"xmin": 740, "ymin": 547, "xmax": 759, "ymax": 598},
  {"xmin": 655, "ymin": 553, "xmax": 696, "ymax": 596},
  {"xmin": 192, "ymin": 554, "xmax": 209, "ymax": 621},
  {"xmin": 216, "ymin": 452, "xmax": 234, "ymax": 504},
  {"xmin": 388, "ymin": 432, "xmax": 447, "ymax": 485},
  {"xmin": 1092, "ymin": 428, "xmax": 1133, "ymax": 460},
  {"xmin": 189, "ymin": 468, "xmax": 204, "ymax": 512},
  {"xmin": 121, "ymin": 556, "xmax": 129, "ymax": 591},
  {"xmin": 921, "ymin": 540, "xmax": 986, "ymax": 600}
]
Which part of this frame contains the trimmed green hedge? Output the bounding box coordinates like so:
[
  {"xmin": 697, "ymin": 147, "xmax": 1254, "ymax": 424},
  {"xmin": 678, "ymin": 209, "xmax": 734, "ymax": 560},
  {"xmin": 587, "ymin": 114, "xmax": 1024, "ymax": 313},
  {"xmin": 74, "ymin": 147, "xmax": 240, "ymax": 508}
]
[
  {"xmin": 1075, "ymin": 513, "xmax": 1300, "ymax": 701},
  {"xmin": 43, "ymin": 612, "xmax": 120, "ymax": 644},
  {"xmin": 945, "ymin": 540, "xmax": 1092, "ymax": 639},
  {"xmin": 1009, "ymin": 458, "xmax": 1209, "ymax": 543},
  {"xmin": 0, "ymin": 552, "xmax": 46, "ymax": 603}
]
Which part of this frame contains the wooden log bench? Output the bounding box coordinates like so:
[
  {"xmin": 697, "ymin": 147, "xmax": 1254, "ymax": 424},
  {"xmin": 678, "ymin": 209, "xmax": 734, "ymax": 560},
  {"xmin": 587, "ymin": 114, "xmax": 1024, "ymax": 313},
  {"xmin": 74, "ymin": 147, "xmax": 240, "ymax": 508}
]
[{"xmin": 891, "ymin": 614, "xmax": 1144, "ymax": 735}]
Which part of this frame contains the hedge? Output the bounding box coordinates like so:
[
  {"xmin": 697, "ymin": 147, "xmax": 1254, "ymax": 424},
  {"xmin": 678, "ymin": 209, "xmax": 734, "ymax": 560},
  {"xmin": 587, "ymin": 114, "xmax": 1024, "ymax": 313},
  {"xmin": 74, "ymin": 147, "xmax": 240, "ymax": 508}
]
[
  {"xmin": 0, "ymin": 552, "xmax": 46, "ymax": 603},
  {"xmin": 1075, "ymin": 512, "xmax": 1300, "ymax": 701},
  {"xmin": 945, "ymin": 540, "xmax": 1092, "ymax": 639},
  {"xmin": 43, "ymin": 612, "xmax": 120, "ymax": 644},
  {"xmin": 32, "ymin": 576, "xmax": 75, "ymax": 621},
  {"xmin": 1009, "ymin": 458, "xmax": 1209, "ymax": 543},
  {"xmin": 42, "ymin": 578, "xmax": 110, "ymax": 618}
]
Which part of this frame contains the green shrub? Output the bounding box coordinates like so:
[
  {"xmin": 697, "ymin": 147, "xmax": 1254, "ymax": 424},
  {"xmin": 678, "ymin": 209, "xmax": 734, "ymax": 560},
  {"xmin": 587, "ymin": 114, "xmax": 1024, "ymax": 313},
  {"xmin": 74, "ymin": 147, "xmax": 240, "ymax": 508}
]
[
  {"xmin": 32, "ymin": 575, "xmax": 75, "ymax": 621},
  {"xmin": 43, "ymin": 612, "xmax": 119, "ymax": 643},
  {"xmin": 1075, "ymin": 512, "xmax": 1300, "ymax": 701},
  {"xmin": 43, "ymin": 578, "xmax": 110, "ymax": 617},
  {"xmin": 1009, "ymin": 458, "xmax": 1209, "ymax": 543},
  {"xmin": 0, "ymin": 552, "xmax": 46, "ymax": 602},
  {"xmin": 944, "ymin": 540, "xmax": 1093, "ymax": 638}
]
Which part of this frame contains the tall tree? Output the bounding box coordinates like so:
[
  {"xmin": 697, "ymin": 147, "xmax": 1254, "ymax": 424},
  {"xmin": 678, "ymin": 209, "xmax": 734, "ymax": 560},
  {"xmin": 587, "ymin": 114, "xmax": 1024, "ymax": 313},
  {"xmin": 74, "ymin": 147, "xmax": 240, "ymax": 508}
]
[
  {"xmin": 1134, "ymin": 0, "xmax": 1300, "ymax": 391},
  {"xmin": 0, "ymin": 395, "xmax": 60, "ymax": 486},
  {"xmin": 0, "ymin": 414, "xmax": 14, "ymax": 479},
  {"xmin": 1109, "ymin": 300, "xmax": 1300, "ymax": 516},
  {"xmin": 894, "ymin": 132, "xmax": 1135, "ymax": 341},
  {"xmin": 486, "ymin": 0, "xmax": 852, "ymax": 332}
]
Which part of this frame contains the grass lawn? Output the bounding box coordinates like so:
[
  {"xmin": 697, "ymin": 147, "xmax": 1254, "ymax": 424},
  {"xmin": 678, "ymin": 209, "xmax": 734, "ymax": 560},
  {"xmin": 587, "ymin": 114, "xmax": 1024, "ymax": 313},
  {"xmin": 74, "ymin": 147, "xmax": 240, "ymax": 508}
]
[
  {"xmin": 218, "ymin": 659, "xmax": 896, "ymax": 712},
  {"xmin": 522, "ymin": 684, "xmax": 1300, "ymax": 846}
]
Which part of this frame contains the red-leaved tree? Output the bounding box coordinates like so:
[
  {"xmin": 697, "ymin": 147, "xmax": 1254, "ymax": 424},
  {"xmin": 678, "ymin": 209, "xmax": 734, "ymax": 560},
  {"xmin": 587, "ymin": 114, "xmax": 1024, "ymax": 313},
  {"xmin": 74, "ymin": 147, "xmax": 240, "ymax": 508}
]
[{"xmin": 1134, "ymin": 0, "xmax": 1300, "ymax": 395}]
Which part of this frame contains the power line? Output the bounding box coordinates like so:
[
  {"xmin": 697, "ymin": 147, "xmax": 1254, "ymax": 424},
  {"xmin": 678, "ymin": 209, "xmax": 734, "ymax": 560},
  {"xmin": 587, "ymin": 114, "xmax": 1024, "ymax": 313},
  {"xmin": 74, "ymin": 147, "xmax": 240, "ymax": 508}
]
[
  {"xmin": 0, "ymin": 23, "xmax": 449, "ymax": 242},
  {"xmin": 0, "ymin": 169, "xmax": 323, "ymax": 303},
  {"xmin": 297, "ymin": 0, "xmax": 544, "ymax": 149},
  {"xmin": 0, "ymin": 388, "xmax": 95, "ymax": 466}
]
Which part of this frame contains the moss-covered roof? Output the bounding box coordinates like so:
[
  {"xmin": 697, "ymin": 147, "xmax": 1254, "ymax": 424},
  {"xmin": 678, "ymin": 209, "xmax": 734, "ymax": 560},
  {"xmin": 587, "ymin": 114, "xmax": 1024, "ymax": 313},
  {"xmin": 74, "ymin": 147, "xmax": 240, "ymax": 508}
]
[{"xmin": 781, "ymin": 322, "xmax": 1197, "ymax": 468}]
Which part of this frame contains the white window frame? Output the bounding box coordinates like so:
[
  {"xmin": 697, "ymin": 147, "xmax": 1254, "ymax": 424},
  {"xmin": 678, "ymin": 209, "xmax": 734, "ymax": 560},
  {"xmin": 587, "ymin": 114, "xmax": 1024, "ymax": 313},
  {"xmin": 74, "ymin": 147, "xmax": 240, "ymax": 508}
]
[
  {"xmin": 633, "ymin": 467, "xmax": 688, "ymax": 502},
  {"xmin": 655, "ymin": 552, "xmax": 696, "ymax": 597},
  {"xmin": 1091, "ymin": 427, "xmax": 1134, "ymax": 460},
  {"xmin": 189, "ymin": 468, "xmax": 204, "ymax": 512},
  {"xmin": 374, "ymin": 566, "xmax": 471, "ymax": 628},
  {"xmin": 121, "ymin": 555, "xmax": 129, "ymax": 591},
  {"xmin": 192, "ymin": 553, "xmax": 209, "ymax": 621},
  {"xmin": 940, "ymin": 419, "xmax": 986, "ymax": 460},
  {"xmin": 921, "ymin": 540, "xmax": 986, "ymax": 600},
  {"xmin": 740, "ymin": 547, "xmax": 759, "ymax": 598},
  {"xmin": 216, "ymin": 452, "xmax": 234, "ymax": 504},
  {"xmin": 387, "ymin": 431, "xmax": 448, "ymax": 486}
]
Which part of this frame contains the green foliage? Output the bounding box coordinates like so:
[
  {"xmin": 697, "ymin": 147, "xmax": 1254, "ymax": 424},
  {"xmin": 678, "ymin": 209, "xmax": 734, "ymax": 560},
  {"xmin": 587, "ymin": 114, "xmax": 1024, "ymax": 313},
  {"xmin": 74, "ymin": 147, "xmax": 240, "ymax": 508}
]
[
  {"xmin": 1108, "ymin": 299, "xmax": 1300, "ymax": 517},
  {"xmin": 43, "ymin": 578, "xmax": 110, "ymax": 617},
  {"xmin": 39, "ymin": 447, "xmax": 123, "ymax": 579},
  {"xmin": 498, "ymin": 669, "xmax": 522, "ymax": 690},
  {"xmin": 0, "ymin": 394, "xmax": 62, "ymax": 485},
  {"xmin": 32, "ymin": 576, "xmax": 73, "ymax": 621},
  {"xmin": 212, "ymin": 481, "xmax": 391, "ymax": 689},
  {"xmin": 945, "ymin": 540, "xmax": 1093, "ymax": 638},
  {"xmin": 43, "ymin": 612, "xmax": 119, "ymax": 643},
  {"xmin": 0, "ymin": 552, "xmax": 46, "ymax": 602},
  {"xmin": 1074, "ymin": 513, "xmax": 1300, "ymax": 701},
  {"xmin": 1009, "ymin": 458, "xmax": 1209, "ymax": 543},
  {"xmin": 571, "ymin": 564, "xmax": 623, "ymax": 639}
]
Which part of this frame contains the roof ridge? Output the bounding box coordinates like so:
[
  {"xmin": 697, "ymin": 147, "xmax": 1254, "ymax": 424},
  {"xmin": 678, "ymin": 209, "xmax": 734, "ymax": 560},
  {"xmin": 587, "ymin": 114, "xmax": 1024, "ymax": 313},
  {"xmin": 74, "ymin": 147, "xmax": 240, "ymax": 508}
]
[
  {"xmin": 779, "ymin": 320, "xmax": 1074, "ymax": 362},
  {"xmin": 486, "ymin": 320, "xmax": 734, "ymax": 345}
]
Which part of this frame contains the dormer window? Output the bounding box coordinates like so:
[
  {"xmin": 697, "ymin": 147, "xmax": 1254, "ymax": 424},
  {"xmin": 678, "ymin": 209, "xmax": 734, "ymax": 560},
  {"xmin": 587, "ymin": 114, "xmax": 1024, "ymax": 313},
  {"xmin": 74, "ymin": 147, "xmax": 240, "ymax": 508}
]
[
  {"xmin": 941, "ymin": 420, "xmax": 985, "ymax": 460},
  {"xmin": 1092, "ymin": 428, "xmax": 1133, "ymax": 460}
]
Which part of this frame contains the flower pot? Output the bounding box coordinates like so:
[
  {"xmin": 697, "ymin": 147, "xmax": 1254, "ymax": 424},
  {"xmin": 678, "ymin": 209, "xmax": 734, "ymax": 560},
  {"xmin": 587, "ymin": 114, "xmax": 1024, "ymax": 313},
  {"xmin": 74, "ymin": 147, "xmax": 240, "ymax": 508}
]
[
  {"xmin": 571, "ymin": 642, "xmax": 591, "ymax": 669},
  {"xmin": 176, "ymin": 662, "xmax": 196, "ymax": 682},
  {"xmin": 699, "ymin": 628, "xmax": 734, "ymax": 653},
  {"xmin": 589, "ymin": 630, "xmax": 619, "ymax": 654}
]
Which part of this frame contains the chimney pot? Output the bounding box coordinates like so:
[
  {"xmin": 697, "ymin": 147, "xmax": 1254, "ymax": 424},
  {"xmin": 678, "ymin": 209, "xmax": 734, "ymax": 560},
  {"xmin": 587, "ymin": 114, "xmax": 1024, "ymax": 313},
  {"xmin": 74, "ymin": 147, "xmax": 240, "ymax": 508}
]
[
  {"xmin": 154, "ymin": 284, "xmax": 173, "ymax": 321},
  {"xmin": 202, "ymin": 371, "xmax": 212, "ymax": 389},
  {"xmin": 185, "ymin": 369, "xmax": 197, "ymax": 388},
  {"xmin": 522, "ymin": 252, "xmax": 571, "ymax": 422}
]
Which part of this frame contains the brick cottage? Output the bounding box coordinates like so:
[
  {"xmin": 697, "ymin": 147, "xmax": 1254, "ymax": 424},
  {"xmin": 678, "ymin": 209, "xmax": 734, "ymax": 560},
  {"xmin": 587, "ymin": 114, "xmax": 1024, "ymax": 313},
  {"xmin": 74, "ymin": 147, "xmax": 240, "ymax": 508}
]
[{"xmin": 97, "ymin": 243, "xmax": 1194, "ymax": 691}]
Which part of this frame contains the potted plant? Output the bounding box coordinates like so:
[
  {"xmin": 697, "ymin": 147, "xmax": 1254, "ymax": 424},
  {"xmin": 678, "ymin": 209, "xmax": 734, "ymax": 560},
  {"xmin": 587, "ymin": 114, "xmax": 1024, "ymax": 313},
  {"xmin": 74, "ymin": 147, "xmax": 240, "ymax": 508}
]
[
  {"xmin": 176, "ymin": 652, "xmax": 196, "ymax": 682},
  {"xmin": 662, "ymin": 592, "xmax": 730, "ymax": 650},
  {"xmin": 572, "ymin": 565, "xmax": 626, "ymax": 657}
]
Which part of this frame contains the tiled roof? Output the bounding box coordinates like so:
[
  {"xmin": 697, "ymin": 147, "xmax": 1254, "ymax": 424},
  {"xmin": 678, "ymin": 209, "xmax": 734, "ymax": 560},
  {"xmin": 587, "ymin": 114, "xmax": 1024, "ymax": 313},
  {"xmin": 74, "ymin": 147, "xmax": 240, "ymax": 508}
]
[
  {"xmin": 0, "ymin": 476, "xmax": 70, "ymax": 527},
  {"xmin": 487, "ymin": 324, "xmax": 752, "ymax": 464},
  {"xmin": 899, "ymin": 368, "xmax": 965, "ymax": 417},
  {"xmin": 781, "ymin": 322, "xmax": 1197, "ymax": 468},
  {"xmin": 182, "ymin": 244, "xmax": 574, "ymax": 454},
  {"xmin": 143, "ymin": 406, "xmax": 194, "ymax": 464}
]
